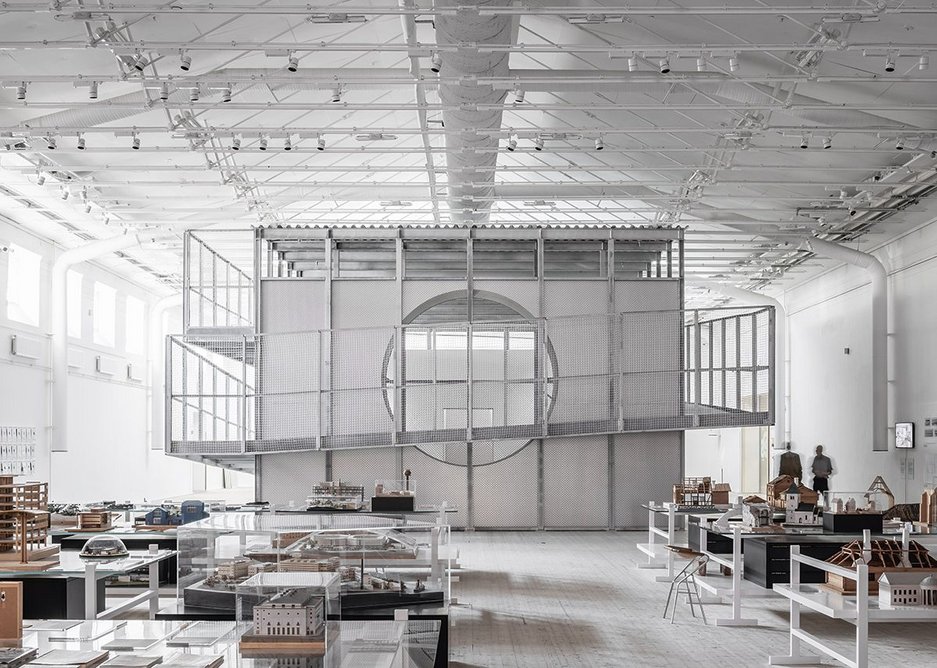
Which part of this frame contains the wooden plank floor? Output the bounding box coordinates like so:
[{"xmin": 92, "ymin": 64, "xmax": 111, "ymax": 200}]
[{"xmin": 448, "ymin": 531, "xmax": 937, "ymax": 667}]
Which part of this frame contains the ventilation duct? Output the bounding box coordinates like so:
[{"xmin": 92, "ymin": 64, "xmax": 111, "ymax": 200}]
[{"xmin": 434, "ymin": 0, "xmax": 515, "ymax": 224}]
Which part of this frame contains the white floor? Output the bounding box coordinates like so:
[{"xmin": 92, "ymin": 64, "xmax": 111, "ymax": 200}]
[{"xmin": 447, "ymin": 531, "xmax": 937, "ymax": 668}]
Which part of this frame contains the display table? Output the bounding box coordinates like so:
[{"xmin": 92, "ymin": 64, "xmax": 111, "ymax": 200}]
[
  {"xmin": 20, "ymin": 617, "xmax": 442, "ymax": 668},
  {"xmin": 770, "ymin": 545, "xmax": 937, "ymax": 668},
  {"xmin": 637, "ymin": 502, "xmax": 728, "ymax": 581},
  {"xmin": 0, "ymin": 549, "xmax": 176, "ymax": 620},
  {"xmin": 57, "ymin": 531, "xmax": 178, "ymax": 584}
]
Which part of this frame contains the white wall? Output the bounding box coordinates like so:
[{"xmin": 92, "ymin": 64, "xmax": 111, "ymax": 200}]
[
  {"xmin": 0, "ymin": 215, "xmax": 199, "ymax": 502},
  {"xmin": 784, "ymin": 212, "xmax": 937, "ymax": 503}
]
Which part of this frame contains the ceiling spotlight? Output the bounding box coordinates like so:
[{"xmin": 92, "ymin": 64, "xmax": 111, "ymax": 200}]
[
  {"xmin": 36, "ymin": 173, "xmax": 46, "ymax": 186},
  {"xmin": 330, "ymin": 87, "xmax": 342, "ymax": 103},
  {"xmin": 60, "ymin": 186, "xmax": 69, "ymax": 201},
  {"xmin": 430, "ymin": 51, "xmax": 442, "ymax": 73},
  {"xmin": 822, "ymin": 136, "xmax": 832, "ymax": 150},
  {"xmin": 221, "ymin": 86, "xmax": 232, "ymax": 103},
  {"xmin": 627, "ymin": 55, "xmax": 638, "ymax": 72},
  {"xmin": 659, "ymin": 57, "xmax": 671, "ymax": 74},
  {"xmin": 316, "ymin": 136, "xmax": 326, "ymax": 151},
  {"xmin": 728, "ymin": 54, "xmax": 740, "ymax": 72},
  {"xmin": 189, "ymin": 87, "xmax": 199, "ymax": 102},
  {"xmin": 159, "ymin": 82, "xmax": 169, "ymax": 101},
  {"xmin": 283, "ymin": 136, "xmax": 292, "ymax": 151},
  {"xmin": 884, "ymin": 54, "xmax": 895, "ymax": 72},
  {"xmin": 89, "ymin": 81, "xmax": 98, "ymax": 100},
  {"xmin": 919, "ymin": 54, "xmax": 930, "ymax": 70},
  {"xmin": 131, "ymin": 134, "xmax": 140, "ymax": 150},
  {"xmin": 76, "ymin": 134, "xmax": 86, "ymax": 150},
  {"xmin": 533, "ymin": 136, "xmax": 544, "ymax": 151},
  {"xmin": 132, "ymin": 53, "xmax": 148, "ymax": 71},
  {"xmin": 259, "ymin": 136, "xmax": 268, "ymax": 151},
  {"xmin": 595, "ymin": 137, "xmax": 605, "ymax": 151},
  {"xmin": 231, "ymin": 137, "xmax": 241, "ymax": 151},
  {"xmin": 287, "ymin": 52, "xmax": 299, "ymax": 72},
  {"xmin": 15, "ymin": 82, "xmax": 26, "ymax": 101},
  {"xmin": 84, "ymin": 203, "xmax": 92, "ymax": 214},
  {"xmin": 46, "ymin": 136, "xmax": 57, "ymax": 150},
  {"xmin": 180, "ymin": 53, "xmax": 192, "ymax": 71},
  {"xmin": 696, "ymin": 56, "xmax": 706, "ymax": 72},
  {"xmin": 895, "ymin": 137, "xmax": 905, "ymax": 150},
  {"xmin": 514, "ymin": 88, "xmax": 525, "ymax": 104},
  {"xmin": 80, "ymin": 187, "xmax": 88, "ymax": 202},
  {"xmin": 507, "ymin": 134, "xmax": 518, "ymax": 151},
  {"xmin": 799, "ymin": 134, "xmax": 809, "ymax": 149}
]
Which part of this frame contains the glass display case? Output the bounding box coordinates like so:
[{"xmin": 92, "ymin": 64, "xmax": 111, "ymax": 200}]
[
  {"xmin": 177, "ymin": 512, "xmax": 451, "ymax": 613},
  {"xmin": 371, "ymin": 478, "xmax": 416, "ymax": 512},
  {"xmin": 823, "ymin": 490, "xmax": 886, "ymax": 533},
  {"xmin": 304, "ymin": 482, "xmax": 366, "ymax": 512},
  {"xmin": 236, "ymin": 572, "xmax": 340, "ymax": 662}
]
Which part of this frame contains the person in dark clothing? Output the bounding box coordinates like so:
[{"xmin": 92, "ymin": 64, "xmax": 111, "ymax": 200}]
[
  {"xmin": 811, "ymin": 444, "xmax": 833, "ymax": 494},
  {"xmin": 778, "ymin": 443, "xmax": 802, "ymax": 480}
]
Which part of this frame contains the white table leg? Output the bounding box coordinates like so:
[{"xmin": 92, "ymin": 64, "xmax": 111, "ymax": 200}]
[
  {"xmin": 638, "ymin": 502, "xmax": 666, "ymax": 571},
  {"xmin": 715, "ymin": 526, "xmax": 758, "ymax": 626},
  {"xmin": 84, "ymin": 562, "xmax": 98, "ymax": 620},
  {"xmin": 769, "ymin": 546, "xmax": 819, "ymax": 665},
  {"xmin": 655, "ymin": 505, "xmax": 678, "ymax": 582},
  {"xmin": 148, "ymin": 560, "xmax": 160, "ymax": 618}
]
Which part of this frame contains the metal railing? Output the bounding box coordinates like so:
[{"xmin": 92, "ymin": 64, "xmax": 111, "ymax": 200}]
[
  {"xmin": 184, "ymin": 230, "xmax": 254, "ymax": 331},
  {"xmin": 167, "ymin": 306, "xmax": 774, "ymax": 458}
]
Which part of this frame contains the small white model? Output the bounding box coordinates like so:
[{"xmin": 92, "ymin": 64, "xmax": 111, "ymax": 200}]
[
  {"xmin": 253, "ymin": 588, "xmax": 325, "ymax": 638},
  {"xmin": 878, "ymin": 573, "xmax": 937, "ymax": 608}
]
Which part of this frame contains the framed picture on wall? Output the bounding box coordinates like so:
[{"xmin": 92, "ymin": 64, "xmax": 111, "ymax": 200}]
[{"xmin": 896, "ymin": 422, "xmax": 915, "ymax": 449}]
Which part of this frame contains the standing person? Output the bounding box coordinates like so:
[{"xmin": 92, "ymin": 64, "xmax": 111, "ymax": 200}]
[
  {"xmin": 778, "ymin": 443, "xmax": 803, "ymax": 480},
  {"xmin": 811, "ymin": 445, "xmax": 833, "ymax": 494}
]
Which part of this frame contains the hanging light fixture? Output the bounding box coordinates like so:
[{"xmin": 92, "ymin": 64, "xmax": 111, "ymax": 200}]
[
  {"xmin": 287, "ymin": 52, "xmax": 299, "ymax": 72},
  {"xmin": 884, "ymin": 53, "xmax": 896, "ymax": 72},
  {"xmin": 89, "ymin": 81, "xmax": 98, "ymax": 100},
  {"xmin": 76, "ymin": 134, "xmax": 86, "ymax": 150},
  {"xmin": 533, "ymin": 136, "xmax": 544, "ymax": 151},
  {"xmin": 595, "ymin": 137, "xmax": 605, "ymax": 151},
  {"xmin": 895, "ymin": 137, "xmax": 905, "ymax": 150},
  {"xmin": 46, "ymin": 136, "xmax": 57, "ymax": 150},
  {"xmin": 728, "ymin": 54, "xmax": 740, "ymax": 72},
  {"xmin": 16, "ymin": 82, "xmax": 26, "ymax": 101},
  {"xmin": 159, "ymin": 82, "xmax": 169, "ymax": 101},
  {"xmin": 919, "ymin": 54, "xmax": 930, "ymax": 70},
  {"xmin": 430, "ymin": 52, "xmax": 442, "ymax": 73},
  {"xmin": 259, "ymin": 136, "xmax": 268, "ymax": 151},
  {"xmin": 627, "ymin": 55, "xmax": 638, "ymax": 72},
  {"xmin": 283, "ymin": 136, "xmax": 292, "ymax": 151},
  {"xmin": 316, "ymin": 135, "xmax": 326, "ymax": 151},
  {"xmin": 696, "ymin": 56, "xmax": 706, "ymax": 72},
  {"xmin": 132, "ymin": 53, "xmax": 148, "ymax": 71},
  {"xmin": 659, "ymin": 57, "xmax": 671, "ymax": 74},
  {"xmin": 189, "ymin": 87, "xmax": 199, "ymax": 102},
  {"xmin": 221, "ymin": 86, "xmax": 232, "ymax": 103},
  {"xmin": 822, "ymin": 136, "xmax": 832, "ymax": 150},
  {"xmin": 514, "ymin": 88, "xmax": 525, "ymax": 104},
  {"xmin": 799, "ymin": 134, "xmax": 809, "ymax": 149},
  {"xmin": 131, "ymin": 133, "xmax": 140, "ymax": 150},
  {"xmin": 330, "ymin": 87, "xmax": 342, "ymax": 103},
  {"xmin": 231, "ymin": 136, "xmax": 241, "ymax": 151},
  {"xmin": 180, "ymin": 52, "xmax": 192, "ymax": 71},
  {"xmin": 36, "ymin": 173, "xmax": 46, "ymax": 186},
  {"xmin": 506, "ymin": 134, "xmax": 518, "ymax": 151}
]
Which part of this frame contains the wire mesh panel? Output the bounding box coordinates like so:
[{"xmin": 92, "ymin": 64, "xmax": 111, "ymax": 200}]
[
  {"xmin": 254, "ymin": 331, "xmax": 320, "ymax": 452},
  {"xmin": 185, "ymin": 230, "xmax": 254, "ymax": 331},
  {"xmin": 613, "ymin": 432, "xmax": 683, "ymax": 528},
  {"xmin": 401, "ymin": 447, "xmax": 468, "ymax": 528},
  {"xmin": 472, "ymin": 442, "xmax": 538, "ymax": 529},
  {"xmin": 543, "ymin": 437, "xmax": 609, "ymax": 528}
]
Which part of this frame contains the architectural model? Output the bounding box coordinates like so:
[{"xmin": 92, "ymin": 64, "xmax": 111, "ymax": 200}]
[
  {"xmin": 239, "ymin": 588, "xmax": 326, "ymax": 655},
  {"xmin": 140, "ymin": 501, "xmax": 208, "ymax": 527},
  {"xmin": 742, "ymin": 500, "xmax": 772, "ymax": 529},
  {"xmin": 371, "ymin": 474, "xmax": 416, "ymax": 512},
  {"xmin": 76, "ymin": 510, "xmax": 114, "ymax": 532},
  {"xmin": 878, "ymin": 573, "xmax": 937, "ymax": 608},
  {"xmin": 287, "ymin": 530, "xmax": 418, "ymax": 560},
  {"xmin": 305, "ymin": 481, "xmax": 366, "ymax": 511},
  {"xmin": 766, "ymin": 475, "xmax": 818, "ymax": 510},
  {"xmin": 0, "ymin": 477, "xmax": 59, "ymax": 570},
  {"xmin": 672, "ymin": 477, "xmax": 712, "ymax": 506},
  {"xmin": 921, "ymin": 487, "xmax": 937, "ymax": 525},
  {"xmin": 825, "ymin": 538, "xmax": 937, "ymax": 594},
  {"xmin": 79, "ymin": 535, "xmax": 129, "ymax": 559},
  {"xmin": 783, "ymin": 480, "xmax": 820, "ymax": 526}
]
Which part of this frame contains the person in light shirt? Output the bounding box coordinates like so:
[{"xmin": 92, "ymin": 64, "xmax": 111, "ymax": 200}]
[{"xmin": 810, "ymin": 444, "xmax": 833, "ymax": 494}]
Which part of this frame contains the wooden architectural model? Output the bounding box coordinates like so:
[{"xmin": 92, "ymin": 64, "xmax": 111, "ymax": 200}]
[
  {"xmin": 0, "ymin": 477, "xmax": 58, "ymax": 570},
  {"xmin": 76, "ymin": 510, "xmax": 114, "ymax": 532},
  {"xmin": 766, "ymin": 475, "xmax": 818, "ymax": 510},
  {"xmin": 825, "ymin": 538, "xmax": 937, "ymax": 594},
  {"xmin": 921, "ymin": 487, "xmax": 937, "ymax": 526},
  {"xmin": 672, "ymin": 477, "xmax": 712, "ymax": 505}
]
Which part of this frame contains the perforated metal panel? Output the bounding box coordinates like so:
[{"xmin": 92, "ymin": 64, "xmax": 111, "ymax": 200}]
[
  {"xmin": 403, "ymin": 281, "xmax": 460, "ymax": 320},
  {"xmin": 472, "ymin": 441, "xmax": 539, "ymax": 528},
  {"xmin": 258, "ymin": 451, "xmax": 327, "ymax": 505},
  {"xmin": 615, "ymin": 281, "xmax": 680, "ymax": 312},
  {"xmin": 260, "ymin": 281, "xmax": 326, "ymax": 333},
  {"xmin": 401, "ymin": 447, "xmax": 468, "ymax": 528},
  {"xmin": 613, "ymin": 432, "xmax": 683, "ymax": 529},
  {"xmin": 543, "ymin": 281, "xmax": 608, "ymax": 316},
  {"xmin": 331, "ymin": 447, "xmax": 398, "ymax": 487},
  {"xmin": 473, "ymin": 280, "xmax": 540, "ymax": 317},
  {"xmin": 333, "ymin": 281, "xmax": 398, "ymax": 328},
  {"xmin": 543, "ymin": 436, "xmax": 609, "ymax": 528}
]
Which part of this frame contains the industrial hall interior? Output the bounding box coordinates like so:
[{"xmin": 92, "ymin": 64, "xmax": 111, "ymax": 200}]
[{"xmin": 3, "ymin": 1, "xmax": 937, "ymax": 666}]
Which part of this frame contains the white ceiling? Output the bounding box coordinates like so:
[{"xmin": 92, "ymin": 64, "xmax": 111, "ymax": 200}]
[{"xmin": 2, "ymin": 0, "xmax": 937, "ymax": 298}]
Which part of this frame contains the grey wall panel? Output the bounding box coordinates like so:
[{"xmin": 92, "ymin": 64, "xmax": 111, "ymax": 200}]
[
  {"xmin": 473, "ymin": 281, "xmax": 540, "ymax": 317},
  {"xmin": 543, "ymin": 281, "xmax": 609, "ymax": 316},
  {"xmin": 613, "ymin": 431, "xmax": 683, "ymax": 528},
  {"xmin": 258, "ymin": 450, "xmax": 327, "ymax": 505},
  {"xmin": 260, "ymin": 280, "xmax": 326, "ymax": 333},
  {"xmin": 331, "ymin": 446, "xmax": 398, "ymax": 488},
  {"xmin": 472, "ymin": 442, "xmax": 539, "ymax": 528},
  {"xmin": 333, "ymin": 281, "xmax": 398, "ymax": 328},
  {"xmin": 401, "ymin": 447, "xmax": 468, "ymax": 528},
  {"xmin": 614, "ymin": 281, "xmax": 680, "ymax": 313},
  {"xmin": 543, "ymin": 436, "xmax": 609, "ymax": 528}
]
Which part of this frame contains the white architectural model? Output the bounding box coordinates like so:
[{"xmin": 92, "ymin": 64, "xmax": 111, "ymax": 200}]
[
  {"xmin": 253, "ymin": 589, "xmax": 325, "ymax": 638},
  {"xmin": 878, "ymin": 573, "xmax": 937, "ymax": 608},
  {"xmin": 784, "ymin": 480, "xmax": 819, "ymax": 525}
]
